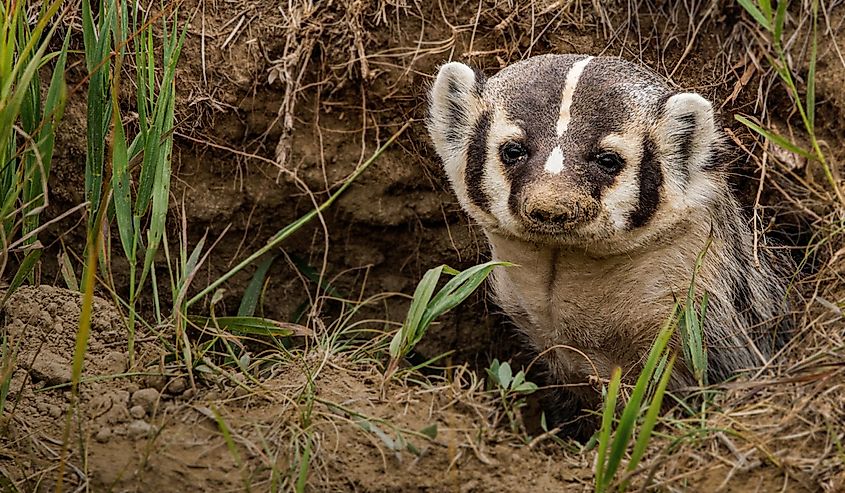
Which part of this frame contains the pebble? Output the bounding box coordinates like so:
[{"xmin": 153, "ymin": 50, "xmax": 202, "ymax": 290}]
[
  {"xmin": 129, "ymin": 405, "xmax": 146, "ymax": 419},
  {"xmin": 95, "ymin": 427, "xmax": 111, "ymax": 443},
  {"xmin": 48, "ymin": 404, "xmax": 63, "ymax": 418},
  {"xmin": 131, "ymin": 388, "xmax": 160, "ymax": 414},
  {"xmin": 126, "ymin": 420, "xmax": 155, "ymax": 439},
  {"xmin": 142, "ymin": 374, "xmax": 167, "ymax": 391},
  {"xmin": 165, "ymin": 377, "xmax": 188, "ymax": 395},
  {"xmin": 29, "ymin": 350, "xmax": 71, "ymax": 386}
]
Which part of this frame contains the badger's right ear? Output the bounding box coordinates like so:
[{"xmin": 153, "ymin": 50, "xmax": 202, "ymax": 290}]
[{"xmin": 427, "ymin": 62, "xmax": 486, "ymax": 162}]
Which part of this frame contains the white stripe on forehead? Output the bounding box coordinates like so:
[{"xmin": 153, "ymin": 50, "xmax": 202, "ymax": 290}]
[
  {"xmin": 545, "ymin": 56, "xmax": 594, "ymax": 176},
  {"xmin": 556, "ymin": 56, "xmax": 594, "ymax": 137}
]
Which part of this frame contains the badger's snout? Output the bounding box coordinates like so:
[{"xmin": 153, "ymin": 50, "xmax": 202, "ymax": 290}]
[
  {"xmin": 524, "ymin": 199, "xmax": 579, "ymax": 229},
  {"xmin": 518, "ymin": 185, "xmax": 599, "ymax": 233}
]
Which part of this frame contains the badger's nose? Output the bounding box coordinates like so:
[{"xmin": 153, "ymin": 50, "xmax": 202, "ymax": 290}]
[{"xmin": 526, "ymin": 202, "xmax": 579, "ymax": 227}]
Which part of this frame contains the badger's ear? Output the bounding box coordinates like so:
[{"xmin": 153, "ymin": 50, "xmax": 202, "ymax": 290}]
[
  {"xmin": 657, "ymin": 92, "xmax": 720, "ymax": 181},
  {"xmin": 427, "ymin": 62, "xmax": 485, "ymax": 162}
]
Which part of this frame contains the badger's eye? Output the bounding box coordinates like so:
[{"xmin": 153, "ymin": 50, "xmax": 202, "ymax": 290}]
[
  {"xmin": 500, "ymin": 142, "xmax": 528, "ymax": 165},
  {"xmin": 594, "ymin": 151, "xmax": 624, "ymax": 175}
]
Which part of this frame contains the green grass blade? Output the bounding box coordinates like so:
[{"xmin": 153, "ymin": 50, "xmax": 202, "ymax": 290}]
[
  {"xmin": 238, "ymin": 255, "xmax": 276, "ymax": 317},
  {"xmin": 737, "ymin": 0, "xmax": 771, "ymax": 31},
  {"xmin": 595, "ymin": 367, "xmax": 622, "ymax": 493},
  {"xmin": 735, "ymin": 115, "xmax": 815, "ymax": 160},
  {"xmin": 111, "ymin": 104, "xmax": 134, "ymax": 260},
  {"xmin": 806, "ymin": 0, "xmax": 818, "ymax": 132},
  {"xmin": 59, "ymin": 251, "xmax": 79, "ymax": 291},
  {"xmin": 0, "ymin": 246, "xmax": 42, "ymax": 308},
  {"xmin": 295, "ymin": 435, "xmax": 311, "ymax": 493},
  {"xmin": 190, "ymin": 315, "xmax": 310, "ymax": 338},
  {"xmin": 604, "ymin": 320, "xmax": 676, "ymax": 483},
  {"xmin": 623, "ymin": 355, "xmax": 677, "ymax": 490},
  {"xmin": 37, "ymin": 28, "xmax": 70, "ymax": 166},
  {"xmin": 389, "ymin": 265, "xmax": 444, "ymax": 358},
  {"xmin": 80, "ymin": 0, "xmax": 97, "ymax": 72},
  {"xmin": 757, "ymin": 0, "xmax": 772, "ymax": 19},
  {"xmin": 774, "ymin": 0, "xmax": 787, "ymax": 49}
]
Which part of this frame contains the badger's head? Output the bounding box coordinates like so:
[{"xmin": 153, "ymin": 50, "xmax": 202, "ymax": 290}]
[{"xmin": 427, "ymin": 54, "xmax": 726, "ymax": 254}]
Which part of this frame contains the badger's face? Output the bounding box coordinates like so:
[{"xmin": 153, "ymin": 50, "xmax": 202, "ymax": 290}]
[{"xmin": 427, "ymin": 54, "xmax": 724, "ymax": 253}]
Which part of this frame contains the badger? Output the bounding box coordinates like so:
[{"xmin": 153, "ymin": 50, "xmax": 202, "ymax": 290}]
[{"xmin": 427, "ymin": 54, "xmax": 792, "ymax": 408}]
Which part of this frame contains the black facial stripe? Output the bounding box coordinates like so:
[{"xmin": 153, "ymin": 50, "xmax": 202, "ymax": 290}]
[
  {"xmin": 445, "ymin": 79, "xmax": 468, "ymax": 145},
  {"xmin": 627, "ymin": 136, "xmax": 663, "ymax": 229},
  {"xmin": 466, "ymin": 110, "xmax": 491, "ymax": 211}
]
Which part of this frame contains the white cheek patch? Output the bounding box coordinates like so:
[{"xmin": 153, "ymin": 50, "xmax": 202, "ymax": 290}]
[
  {"xmin": 556, "ymin": 56, "xmax": 593, "ymax": 137},
  {"xmin": 485, "ymin": 108, "xmax": 524, "ymax": 232},
  {"xmin": 599, "ymin": 133, "xmax": 643, "ymax": 230},
  {"xmin": 544, "ymin": 146, "xmax": 564, "ymax": 174}
]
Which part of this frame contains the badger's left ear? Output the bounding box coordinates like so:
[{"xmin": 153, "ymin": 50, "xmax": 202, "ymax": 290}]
[
  {"xmin": 656, "ymin": 92, "xmax": 720, "ymax": 177},
  {"xmin": 427, "ymin": 62, "xmax": 486, "ymax": 163}
]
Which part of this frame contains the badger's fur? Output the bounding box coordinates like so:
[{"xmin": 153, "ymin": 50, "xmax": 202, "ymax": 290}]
[{"xmin": 427, "ymin": 54, "xmax": 792, "ymax": 406}]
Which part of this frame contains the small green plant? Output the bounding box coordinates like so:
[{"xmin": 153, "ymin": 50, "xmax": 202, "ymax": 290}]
[
  {"xmin": 77, "ymin": 0, "xmax": 187, "ymax": 365},
  {"xmin": 678, "ymin": 237, "xmax": 712, "ymax": 389},
  {"xmin": 486, "ymin": 359, "xmax": 539, "ymax": 434},
  {"xmin": 736, "ymin": 0, "xmax": 844, "ymax": 206},
  {"xmin": 386, "ymin": 260, "xmax": 512, "ymax": 378},
  {"xmin": 324, "ymin": 398, "xmax": 438, "ymax": 461},
  {"xmin": 593, "ymin": 315, "xmax": 678, "ymax": 493},
  {"xmin": 0, "ymin": 0, "xmax": 68, "ymax": 304}
]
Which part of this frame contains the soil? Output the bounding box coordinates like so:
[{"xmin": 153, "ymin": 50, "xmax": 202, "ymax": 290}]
[
  {"xmin": 1, "ymin": 285, "xmax": 594, "ymax": 491},
  {"xmin": 2, "ymin": 0, "xmax": 844, "ymax": 491}
]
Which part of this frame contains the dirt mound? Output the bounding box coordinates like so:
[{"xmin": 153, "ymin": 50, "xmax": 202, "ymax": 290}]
[{"xmin": 0, "ymin": 286, "xmax": 594, "ymax": 491}]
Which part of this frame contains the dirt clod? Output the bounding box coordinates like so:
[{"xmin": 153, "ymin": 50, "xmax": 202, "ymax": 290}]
[
  {"xmin": 165, "ymin": 377, "xmax": 188, "ymax": 395},
  {"xmin": 131, "ymin": 388, "xmax": 160, "ymax": 414},
  {"xmin": 29, "ymin": 350, "xmax": 72, "ymax": 386}
]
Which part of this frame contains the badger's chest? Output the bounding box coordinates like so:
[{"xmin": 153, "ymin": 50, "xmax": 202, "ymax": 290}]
[{"xmin": 487, "ymin": 231, "xmax": 694, "ymax": 383}]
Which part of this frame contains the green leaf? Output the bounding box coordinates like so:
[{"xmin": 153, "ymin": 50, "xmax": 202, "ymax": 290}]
[
  {"xmin": 418, "ymin": 261, "xmax": 511, "ymax": 331},
  {"xmin": 512, "ymin": 382, "xmax": 538, "ymax": 394},
  {"xmin": 497, "ymin": 361, "xmax": 513, "ymax": 390},
  {"xmin": 419, "ymin": 424, "xmax": 438, "ymax": 439},
  {"xmin": 238, "ymin": 255, "xmax": 276, "ymax": 317},
  {"xmin": 1, "ymin": 246, "xmax": 42, "ymax": 308},
  {"xmin": 594, "ymin": 367, "xmax": 622, "ymax": 493},
  {"xmin": 389, "ymin": 265, "xmax": 444, "ymax": 358},
  {"xmin": 737, "ymin": 0, "xmax": 771, "ymax": 31},
  {"xmin": 735, "ymin": 115, "xmax": 815, "ymax": 160},
  {"xmin": 190, "ymin": 316, "xmax": 313, "ymax": 338},
  {"xmin": 511, "ymin": 370, "xmax": 525, "ymax": 389}
]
